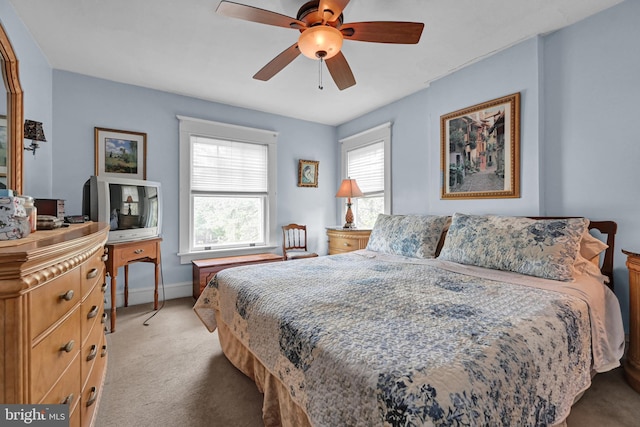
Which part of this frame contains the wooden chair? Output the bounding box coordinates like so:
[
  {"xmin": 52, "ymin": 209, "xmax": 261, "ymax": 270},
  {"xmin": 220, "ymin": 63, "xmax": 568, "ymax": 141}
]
[{"xmin": 282, "ymin": 224, "xmax": 319, "ymax": 261}]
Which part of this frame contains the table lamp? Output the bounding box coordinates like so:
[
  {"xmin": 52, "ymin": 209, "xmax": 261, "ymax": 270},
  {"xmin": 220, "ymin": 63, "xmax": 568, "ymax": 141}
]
[{"xmin": 335, "ymin": 178, "xmax": 363, "ymax": 229}]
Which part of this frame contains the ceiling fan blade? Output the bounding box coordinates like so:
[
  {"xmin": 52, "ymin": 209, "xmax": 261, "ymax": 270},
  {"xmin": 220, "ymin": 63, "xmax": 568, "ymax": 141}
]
[
  {"xmin": 318, "ymin": 0, "xmax": 351, "ymax": 23},
  {"xmin": 217, "ymin": 1, "xmax": 306, "ymax": 30},
  {"xmin": 341, "ymin": 22, "xmax": 424, "ymax": 44},
  {"xmin": 325, "ymin": 51, "xmax": 355, "ymax": 90},
  {"xmin": 253, "ymin": 43, "xmax": 301, "ymax": 81}
]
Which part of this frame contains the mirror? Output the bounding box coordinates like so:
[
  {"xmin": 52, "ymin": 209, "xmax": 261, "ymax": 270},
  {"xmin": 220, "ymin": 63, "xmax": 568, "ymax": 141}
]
[{"xmin": 0, "ymin": 21, "xmax": 24, "ymax": 195}]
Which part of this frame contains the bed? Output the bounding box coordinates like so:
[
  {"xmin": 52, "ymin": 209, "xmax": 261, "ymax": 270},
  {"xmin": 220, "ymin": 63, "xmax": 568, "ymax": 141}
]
[{"xmin": 194, "ymin": 213, "xmax": 625, "ymax": 426}]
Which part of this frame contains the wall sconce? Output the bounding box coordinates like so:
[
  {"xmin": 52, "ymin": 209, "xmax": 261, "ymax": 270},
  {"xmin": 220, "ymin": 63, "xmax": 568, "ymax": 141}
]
[
  {"xmin": 24, "ymin": 120, "xmax": 47, "ymax": 156},
  {"xmin": 335, "ymin": 178, "xmax": 364, "ymax": 229}
]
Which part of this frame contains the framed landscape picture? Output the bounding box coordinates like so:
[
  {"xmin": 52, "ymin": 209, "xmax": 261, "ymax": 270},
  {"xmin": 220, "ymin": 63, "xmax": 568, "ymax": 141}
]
[
  {"xmin": 440, "ymin": 92, "xmax": 520, "ymax": 199},
  {"xmin": 298, "ymin": 159, "xmax": 319, "ymax": 187},
  {"xmin": 95, "ymin": 127, "xmax": 147, "ymax": 180}
]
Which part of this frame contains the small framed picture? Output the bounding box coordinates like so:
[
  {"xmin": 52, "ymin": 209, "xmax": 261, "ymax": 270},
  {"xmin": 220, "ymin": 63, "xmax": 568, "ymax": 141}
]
[
  {"xmin": 298, "ymin": 159, "xmax": 319, "ymax": 188},
  {"xmin": 95, "ymin": 127, "xmax": 147, "ymax": 180}
]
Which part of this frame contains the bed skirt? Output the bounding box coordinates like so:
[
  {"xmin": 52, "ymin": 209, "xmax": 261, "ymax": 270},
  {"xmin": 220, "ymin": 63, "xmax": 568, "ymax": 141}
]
[{"xmin": 216, "ymin": 310, "xmax": 312, "ymax": 427}]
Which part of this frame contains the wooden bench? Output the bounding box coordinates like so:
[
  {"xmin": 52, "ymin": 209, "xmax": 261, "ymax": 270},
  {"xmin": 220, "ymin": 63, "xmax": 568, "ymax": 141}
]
[{"xmin": 192, "ymin": 253, "xmax": 283, "ymax": 298}]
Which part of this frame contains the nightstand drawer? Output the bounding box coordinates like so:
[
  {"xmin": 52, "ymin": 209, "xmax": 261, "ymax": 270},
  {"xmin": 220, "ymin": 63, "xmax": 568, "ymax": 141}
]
[
  {"xmin": 326, "ymin": 228, "xmax": 371, "ymax": 255},
  {"xmin": 114, "ymin": 240, "xmax": 158, "ymax": 263},
  {"xmin": 329, "ymin": 236, "xmax": 358, "ymax": 252}
]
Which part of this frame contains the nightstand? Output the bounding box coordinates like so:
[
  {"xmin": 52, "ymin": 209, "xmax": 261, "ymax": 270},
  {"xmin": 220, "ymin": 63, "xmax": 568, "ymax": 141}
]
[
  {"xmin": 622, "ymin": 249, "xmax": 640, "ymax": 393},
  {"xmin": 327, "ymin": 227, "xmax": 371, "ymax": 255}
]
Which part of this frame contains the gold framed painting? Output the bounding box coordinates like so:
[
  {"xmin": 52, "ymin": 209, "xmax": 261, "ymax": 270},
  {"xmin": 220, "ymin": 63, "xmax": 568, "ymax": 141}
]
[
  {"xmin": 95, "ymin": 127, "xmax": 147, "ymax": 180},
  {"xmin": 440, "ymin": 92, "xmax": 520, "ymax": 199},
  {"xmin": 298, "ymin": 159, "xmax": 319, "ymax": 187}
]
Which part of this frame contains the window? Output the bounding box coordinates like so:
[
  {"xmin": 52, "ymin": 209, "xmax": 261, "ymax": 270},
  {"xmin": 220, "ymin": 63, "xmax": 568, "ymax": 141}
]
[
  {"xmin": 178, "ymin": 116, "xmax": 278, "ymax": 263},
  {"xmin": 340, "ymin": 122, "xmax": 391, "ymax": 229}
]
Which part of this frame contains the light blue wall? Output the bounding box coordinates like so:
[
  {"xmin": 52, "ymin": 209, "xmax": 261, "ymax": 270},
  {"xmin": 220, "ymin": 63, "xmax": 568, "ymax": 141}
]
[
  {"xmin": 542, "ymin": 0, "xmax": 640, "ymax": 331},
  {"xmin": 51, "ymin": 70, "xmax": 337, "ymax": 293},
  {"xmin": 0, "ymin": 0, "xmax": 52, "ymax": 197},
  {"xmin": 338, "ymin": 0, "xmax": 637, "ymax": 330}
]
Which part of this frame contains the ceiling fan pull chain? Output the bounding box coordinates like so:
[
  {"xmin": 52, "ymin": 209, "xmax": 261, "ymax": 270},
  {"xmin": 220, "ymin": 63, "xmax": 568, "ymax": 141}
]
[{"xmin": 318, "ymin": 57, "xmax": 324, "ymax": 90}]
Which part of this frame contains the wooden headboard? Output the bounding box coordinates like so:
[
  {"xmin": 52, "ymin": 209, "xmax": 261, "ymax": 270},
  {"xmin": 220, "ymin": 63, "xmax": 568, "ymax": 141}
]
[
  {"xmin": 529, "ymin": 218, "xmax": 618, "ymax": 290},
  {"xmin": 587, "ymin": 220, "xmax": 617, "ymax": 291}
]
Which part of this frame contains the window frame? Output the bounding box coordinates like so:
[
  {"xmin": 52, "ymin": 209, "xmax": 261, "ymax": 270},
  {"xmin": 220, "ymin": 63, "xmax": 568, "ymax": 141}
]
[
  {"xmin": 339, "ymin": 122, "xmax": 392, "ymax": 227},
  {"xmin": 177, "ymin": 115, "xmax": 278, "ymax": 264}
]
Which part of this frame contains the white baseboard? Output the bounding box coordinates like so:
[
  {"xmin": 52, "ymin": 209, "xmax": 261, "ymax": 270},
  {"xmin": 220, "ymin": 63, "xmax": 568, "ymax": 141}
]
[{"xmin": 105, "ymin": 281, "xmax": 192, "ymax": 309}]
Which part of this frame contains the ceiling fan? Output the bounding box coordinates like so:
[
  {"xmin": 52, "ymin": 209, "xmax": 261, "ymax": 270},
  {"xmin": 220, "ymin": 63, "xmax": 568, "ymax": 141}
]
[{"xmin": 216, "ymin": 0, "xmax": 424, "ymax": 90}]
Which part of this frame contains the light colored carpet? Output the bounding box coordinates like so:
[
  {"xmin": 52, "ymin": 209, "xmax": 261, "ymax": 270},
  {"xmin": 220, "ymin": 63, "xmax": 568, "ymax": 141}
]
[{"xmin": 96, "ymin": 297, "xmax": 640, "ymax": 427}]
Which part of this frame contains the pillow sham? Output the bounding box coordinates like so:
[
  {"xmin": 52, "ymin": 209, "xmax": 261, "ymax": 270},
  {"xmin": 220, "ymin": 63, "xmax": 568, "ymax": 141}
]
[
  {"xmin": 580, "ymin": 229, "xmax": 609, "ymax": 260},
  {"xmin": 438, "ymin": 213, "xmax": 589, "ymax": 281},
  {"xmin": 366, "ymin": 214, "xmax": 450, "ymax": 259}
]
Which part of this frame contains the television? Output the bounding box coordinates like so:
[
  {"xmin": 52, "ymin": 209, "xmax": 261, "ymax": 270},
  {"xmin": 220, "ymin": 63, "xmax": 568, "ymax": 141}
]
[{"xmin": 83, "ymin": 175, "xmax": 162, "ymax": 243}]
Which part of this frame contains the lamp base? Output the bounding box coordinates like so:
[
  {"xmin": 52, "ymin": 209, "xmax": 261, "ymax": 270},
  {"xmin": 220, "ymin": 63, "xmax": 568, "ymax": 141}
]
[{"xmin": 343, "ymin": 203, "xmax": 356, "ymax": 229}]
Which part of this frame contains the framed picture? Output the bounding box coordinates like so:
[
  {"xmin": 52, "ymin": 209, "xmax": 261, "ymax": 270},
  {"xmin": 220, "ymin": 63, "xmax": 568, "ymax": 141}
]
[
  {"xmin": 95, "ymin": 127, "xmax": 147, "ymax": 180},
  {"xmin": 298, "ymin": 159, "xmax": 319, "ymax": 187},
  {"xmin": 440, "ymin": 92, "xmax": 520, "ymax": 199}
]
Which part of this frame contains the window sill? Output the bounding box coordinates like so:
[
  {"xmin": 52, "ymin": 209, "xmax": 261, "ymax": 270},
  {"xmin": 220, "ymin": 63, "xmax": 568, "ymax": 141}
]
[{"xmin": 178, "ymin": 245, "xmax": 279, "ymax": 264}]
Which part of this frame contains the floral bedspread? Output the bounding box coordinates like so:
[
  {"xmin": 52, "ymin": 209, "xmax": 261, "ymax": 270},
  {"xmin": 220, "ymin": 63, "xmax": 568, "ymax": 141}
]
[{"xmin": 194, "ymin": 252, "xmax": 620, "ymax": 426}]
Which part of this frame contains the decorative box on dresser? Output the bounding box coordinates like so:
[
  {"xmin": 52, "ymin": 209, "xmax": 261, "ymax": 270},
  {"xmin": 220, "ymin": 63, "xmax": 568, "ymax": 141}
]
[
  {"xmin": 0, "ymin": 222, "xmax": 110, "ymax": 426},
  {"xmin": 623, "ymin": 249, "xmax": 640, "ymax": 393},
  {"xmin": 326, "ymin": 227, "xmax": 372, "ymax": 255}
]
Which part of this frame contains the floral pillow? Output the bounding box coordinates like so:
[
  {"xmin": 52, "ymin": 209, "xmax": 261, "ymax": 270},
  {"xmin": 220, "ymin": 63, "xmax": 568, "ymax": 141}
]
[
  {"xmin": 438, "ymin": 213, "xmax": 589, "ymax": 281},
  {"xmin": 366, "ymin": 214, "xmax": 450, "ymax": 259}
]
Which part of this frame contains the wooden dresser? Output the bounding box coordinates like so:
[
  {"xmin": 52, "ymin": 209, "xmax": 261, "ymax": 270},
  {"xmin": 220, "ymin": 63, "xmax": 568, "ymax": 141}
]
[
  {"xmin": 0, "ymin": 222, "xmax": 109, "ymax": 427},
  {"xmin": 327, "ymin": 227, "xmax": 372, "ymax": 255},
  {"xmin": 623, "ymin": 249, "xmax": 640, "ymax": 393}
]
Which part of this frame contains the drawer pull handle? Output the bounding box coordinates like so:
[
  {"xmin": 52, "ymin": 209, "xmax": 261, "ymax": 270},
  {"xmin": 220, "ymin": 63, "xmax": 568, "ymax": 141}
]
[
  {"xmin": 134, "ymin": 249, "xmax": 144, "ymax": 254},
  {"xmin": 101, "ymin": 283, "xmax": 108, "ymax": 293},
  {"xmin": 101, "ymin": 344, "xmax": 108, "ymax": 357},
  {"xmin": 86, "ymin": 268, "xmax": 99, "ymax": 279},
  {"xmin": 343, "ymin": 242, "xmax": 351, "ymax": 246},
  {"xmin": 61, "ymin": 393, "xmax": 74, "ymax": 405},
  {"xmin": 101, "ymin": 254, "xmax": 109, "ymax": 262},
  {"xmin": 101, "ymin": 313, "xmax": 107, "ymax": 324},
  {"xmin": 86, "ymin": 387, "xmax": 97, "ymax": 407},
  {"xmin": 59, "ymin": 290, "xmax": 74, "ymax": 301},
  {"xmin": 87, "ymin": 344, "xmax": 98, "ymax": 361},
  {"xmin": 60, "ymin": 340, "xmax": 75, "ymax": 353},
  {"xmin": 87, "ymin": 305, "xmax": 99, "ymax": 319}
]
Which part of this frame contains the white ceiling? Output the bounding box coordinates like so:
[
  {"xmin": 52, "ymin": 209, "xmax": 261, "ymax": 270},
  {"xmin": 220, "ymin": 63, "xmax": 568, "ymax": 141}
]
[{"xmin": 9, "ymin": 0, "xmax": 622, "ymax": 126}]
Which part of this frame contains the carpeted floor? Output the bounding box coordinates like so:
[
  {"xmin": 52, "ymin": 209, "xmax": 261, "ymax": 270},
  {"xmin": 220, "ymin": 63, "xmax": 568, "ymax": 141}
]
[{"xmin": 95, "ymin": 297, "xmax": 640, "ymax": 427}]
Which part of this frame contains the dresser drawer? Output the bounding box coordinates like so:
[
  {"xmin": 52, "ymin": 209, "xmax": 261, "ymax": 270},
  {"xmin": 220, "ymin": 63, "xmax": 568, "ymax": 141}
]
[
  {"xmin": 81, "ymin": 281, "xmax": 105, "ymax": 345},
  {"xmin": 39, "ymin": 353, "xmax": 81, "ymax": 407},
  {"xmin": 81, "ymin": 333, "xmax": 107, "ymax": 425},
  {"xmin": 31, "ymin": 308, "xmax": 82, "ymax": 402},
  {"xmin": 80, "ymin": 251, "xmax": 106, "ymax": 297},
  {"xmin": 30, "ymin": 268, "xmax": 82, "ymax": 339},
  {"xmin": 114, "ymin": 240, "xmax": 158, "ymax": 264},
  {"xmin": 81, "ymin": 314, "xmax": 104, "ymax": 389}
]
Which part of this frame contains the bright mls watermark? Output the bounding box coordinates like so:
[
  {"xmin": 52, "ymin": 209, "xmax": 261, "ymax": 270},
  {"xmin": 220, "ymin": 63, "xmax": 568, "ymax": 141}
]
[{"xmin": 0, "ymin": 405, "xmax": 68, "ymax": 426}]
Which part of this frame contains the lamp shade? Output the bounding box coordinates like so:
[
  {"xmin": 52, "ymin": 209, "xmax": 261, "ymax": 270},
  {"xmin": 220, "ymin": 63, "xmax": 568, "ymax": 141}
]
[
  {"xmin": 126, "ymin": 195, "xmax": 134, "ymax": 203},
  {"xmin": 24, "ymin": 120, "xmax": 46, "ymax": 142},
  {"xmin": 335, "ymin": 178, "xmax": 364, "ymax": 198},
  {"xmin": 298, "ymin": 25, "xmax": 343, "ymax": 60}
]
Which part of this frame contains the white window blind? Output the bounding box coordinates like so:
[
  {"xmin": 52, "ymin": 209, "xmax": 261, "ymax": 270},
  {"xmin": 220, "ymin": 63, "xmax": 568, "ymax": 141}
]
[
  {"xmin": 347, "ymin": 141, "xmax": 384, "ymax": 194},
  {"xmin": 192, "ymin": 137, "xmax": 268, "ymax": 193}
]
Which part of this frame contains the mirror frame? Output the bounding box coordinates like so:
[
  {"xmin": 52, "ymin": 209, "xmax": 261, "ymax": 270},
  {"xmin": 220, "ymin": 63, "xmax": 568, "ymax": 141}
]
[{"xmin": 0, "ymin": 22, "xmax": 24, "ymax": 195}]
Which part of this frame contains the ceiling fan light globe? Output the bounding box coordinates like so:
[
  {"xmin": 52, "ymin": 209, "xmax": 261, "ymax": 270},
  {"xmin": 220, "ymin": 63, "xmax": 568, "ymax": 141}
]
[{"xmin": 298, "ymin": 25, "xmax": 343, "ymax": 60}]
